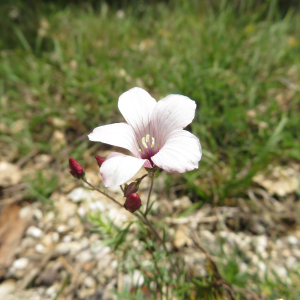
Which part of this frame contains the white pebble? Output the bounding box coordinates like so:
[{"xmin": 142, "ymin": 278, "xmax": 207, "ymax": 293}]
[
  {"xmin": 52, "ymin": 232, "xmax": 60, "ymax": 243},
  {"xmin": 12, "ymin": 258, "xmax": 29, "ymax": 270},
  {"xmin": 33, "ymin": 209, "xmax": 43, "ymax": 220},
  {"xmin": 287, "ymin": 236, "xmax": 299, "ymax": 246},
  {"xmin": 84, "ymin": 276, "xmax": 96, "ymax": 288},
  {"xmin": 35, "ymin": 244, "xmax": 45, "ymax": 253},
  {"xmin": 77, "ymin": 207, "xmax": 86, "ymax": 217},
  {"xmin": 26, "ymin": 226, "xmax": 43, "ymax": 239}
]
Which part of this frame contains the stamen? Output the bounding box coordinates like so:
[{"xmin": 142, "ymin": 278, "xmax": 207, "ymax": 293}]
[
  {"xmin": 146, "ymin": 134, "xmax": 150, "ymax": 142},
  {"xmin": 142, "ymin": 137, "xmax": 148, "ymax": 149},
  {"xmin": 151, "ymin": 137, "xmax": 155, "ymax": 148},
  {"xmin": 138, "ymin": 149, "xmax": 142, "ymax": 152}
]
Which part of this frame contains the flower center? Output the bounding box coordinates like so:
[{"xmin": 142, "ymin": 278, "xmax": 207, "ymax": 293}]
[{"xmin": 138, "ymin": 133, "xmax": 160, "ymax": 158}]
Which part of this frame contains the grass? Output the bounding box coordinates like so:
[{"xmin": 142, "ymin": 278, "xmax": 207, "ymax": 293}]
[{"xmin": 1, "ymin": 0, "xmax": 300, "ymax": 298}]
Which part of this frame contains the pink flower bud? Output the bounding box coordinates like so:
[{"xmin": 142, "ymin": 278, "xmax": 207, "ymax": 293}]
[
  {"xmin": 95, "ymin": 155, "xmax": 105, "ymax": 167},
  {"xmin": 69, "ymin": 158, "xmax": 85, "ymax": 179},
  {"xmin": 123, "ymin": 182, "xmax": 139, "ymax": 197},
  {"xmin": 124, "ymin": 193, "xmax": 141, "ymax": 212}
]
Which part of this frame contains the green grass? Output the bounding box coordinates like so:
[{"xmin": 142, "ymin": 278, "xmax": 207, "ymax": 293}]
[
  {"xmin": 1, "ymin": 1, "xmax": 300, "ymax": 298},
  {"xmin": 1, "ymin": 1, "xmax": 299, "ymax": 203}
]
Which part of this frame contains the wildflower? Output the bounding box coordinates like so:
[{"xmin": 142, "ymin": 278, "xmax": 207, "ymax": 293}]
[
  {"xmin": 124, "ymin": 193, "xmax": 141, "ymax": 212},
  {"xmin": 69, "ymin": 158, "xmax": 85, "ymax": 179},
  {"xmin": 95, "ymin": 155, "xmax": 105, "ymax": 167},
  {"xmin": 88, "ymin": 87, "xmax": 202, "ymax": 187}
]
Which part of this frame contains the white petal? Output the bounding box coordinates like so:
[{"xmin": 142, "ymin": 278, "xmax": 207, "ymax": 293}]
[
  {"xmin": 151, "ymin": 130, "xmax": 202, "ymax": 173},
  {"xmin": 88, "ymin": 123, "xmax": 139, "ymax": 156},
  {"xmin": 118, "ymin": 87, "xmax": 157, "ymax": 139},
  {"xmin": 100, "ymin": 152, "xmax": 146, "ymax": 187},
  {"xmin": 150, "ymin": 94, "xmax": 196, "ymax": 146}
]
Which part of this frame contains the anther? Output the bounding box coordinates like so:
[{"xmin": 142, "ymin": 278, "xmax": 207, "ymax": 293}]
[
  {"xmin": 142, "ymin": 137, "xmax": 148, "ymax": 149},
  {"xmin": 146, "ymin": 134, "xmax": 150, "ymax": 142},
  {"xmin": 138, "ymin": 149, "xmax": 142, "ymax": 152},
  {"xmin": 151, "ymin": 137, "xmax": 155, "ymax": 148}
]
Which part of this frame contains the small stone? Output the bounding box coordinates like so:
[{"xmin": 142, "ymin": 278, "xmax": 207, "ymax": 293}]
[
  {"xmin": 0, "ymin": 161, "xmax": 22, "ymax": 187},
  {"xmin": 62, "ymin": 235, "xmax": 72, "ymax": 243},
  {"xmin": 26, "ymin": 226, "xmax": 43, "ymax": 239},
  {"xmin": 123, "ymin": 270, "xmax": 144, "ymax": 288},
  {"xmin": 286, "ymin": 256, "xmax": 297, "ymax": 269},
  {"xmin": 84, "ymin": 276, "xmax": 96, "ymax": 289},
  {"xmin": 33, "ymin": 209, "xmax": 43, "ymax": 220},
  {"xmin": 56, "ymin": 225, "xmax": 69, "ymax": 233},
  {"xmin": 173, "ymin": 196, "xmax": 192, "ymax": 210},
  {"xmin": 272, "ymin": 265, "xmax": 287, "ymax": 278},
  {"xmin": 81, "ymin": 237, "xmax": 89, "ymax": 249},
  {"xmin": 35, "ymin": 244, "xmax": 46, "ymax": 253},
  {"xmin": 287, "ymin": 235, "xmax": 299, "ymax": 246},
  {"xmin": 13, "ymin": 258, "xmax": 29, "ymax": 270},
  {"xmin": 55, "ymin": 243, "xmax": 70, "ymax": 255},
  {"xmin": 77, "ymin": 206, "xmax": 86, "ymax": 217},
  {"xmin": 69, "ymin": 187, "xmax": 92, "ymax": 203},
  {"xmin": 52, "ymin": 232, "xmax": 60, "ymax": 243},
  {"xmin": 19, "ymin": 205, "xmax": 34, "ymax": 219},
  {"xmin": 174, "ymin": 226, "xmax": 192, "ymax": 248},
  {"xmin": 76, "ymin": 250, "xmax": 93, "ymax": 262},
  {"xmin": 0, "ymin": 280, "xmax": 16, "ymax": 297},
  {"xmin": 89, "ymin": 201, "xmax": 105, "ymax": 212}
]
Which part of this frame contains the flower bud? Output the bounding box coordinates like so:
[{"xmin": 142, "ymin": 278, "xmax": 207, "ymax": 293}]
[
  {"xmin": 95, "ymin": 155, "xmax": 105, "ymax": 167},
  {"xmin": 123, "ymin": 181, "xmax": 139, "ymax": 197},
  {"xmin": 124, "ymin": 193, "xmax": 141, "ymax": 213},
  {"xmin": 69, "ymin": 157, "xmax": 85, "ymax": 179}
]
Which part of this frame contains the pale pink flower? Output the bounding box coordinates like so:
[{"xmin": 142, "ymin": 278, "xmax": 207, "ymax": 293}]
[{"xmin": 88, "ymin": 87, "xmax": 202, "ymax": 187}]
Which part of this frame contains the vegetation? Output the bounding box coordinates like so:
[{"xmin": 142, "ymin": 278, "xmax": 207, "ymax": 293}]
[{"xmin": 1, "ymin": 0, "xmax": 300, "ymax": 299}]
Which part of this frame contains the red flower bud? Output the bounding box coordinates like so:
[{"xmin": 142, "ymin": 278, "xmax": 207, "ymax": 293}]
[
  {"xmin": 124, "ymin": 182, "xmax": 139, "ymax": 197},
  {"xmin": 124, "ymin": 193, "xmax": 141, "ymax": 213},
  {"xmin": 69, "ymin": 158, "xmax": 85, "ymax": 179},
  {"xmin": 95, "ymin": 155, "xmax": 105, "ymax": 167}
]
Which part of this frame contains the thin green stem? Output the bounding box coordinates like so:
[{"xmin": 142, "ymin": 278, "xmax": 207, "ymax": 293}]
[{"xmin": 145, "ymin": 175, "xmax": 154, "ymax": 216}]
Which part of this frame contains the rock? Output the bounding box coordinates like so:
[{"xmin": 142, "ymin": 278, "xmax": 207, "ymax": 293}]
[
  {"xmin": 19, "ymin": 205, "xmax": 34, "ymax": 219},
  {"xmin": 69, "ymin": 187, "xmax": 93, "ymax": 203},
  {"xmin": 77, "ymin": 206, "xmax": 86, "ymax": 217},
  {"xmin": 0, "ymin": 280, "xmax": 16, "ymax": 297},
  {"xmin": 34, "ymin": 154, "xmax": 52, "ymax": 169},
  {"xmin": 0, "ymin": 161, "xmax": 22, "ymax": 187},
  {"xmin": 123, "ymin": 270, "xmax": 144, "ymax": 288},
  {"xmin": 174, "ymin": 226, "xmax": 192, "ymax": 248},
  {"xmin": 76, "ymin": 250, "xmax": 93, "ymax": 262},
  {"xmin": 33, "ymin": 209, "xmax": 43, "ymax": 220},
  {"xmin": 35, "ymin": 244, "xmax": 46, "ymax": 253},
  {"xmin": 26, "ymin": 226, "xmax": 43, "ymax": 239},
  {"xmin": 51, "ymin": 130, "xmax": 66, "ymax": 152},
  {"xmin": 84, "ymin": 276, "xmax": 96, "ymax": 289},
  {"xmin": 253, "ymin": 165, "xmax": 299, "ymax": 196},
  {"xmin": 56, "ymin": 224, "xmax": 69, "ymax": 233},
  {"xmin": 173, "ymin": 196, "xmax": 193, "ymax": 211},
  {"xmin": 12, "ymin": 257, "xmax": 29, "ymax": 270},
  {"xmin": 287, "ymin": 235, "xmax": 299, "ymax": 246},
  {"xmin": 55, "ymin": 202, "xmax": 77, "ymax": 222},
  {"xmin": 55, "ymin": 243, "xmax": 70, "ymax": 255},
  {"xmin": 272, "ymin": 265, "xmax": 287, "ymax": 278},
  {"xmin": 89, "ymin": 201, "xmax": 105, "ymax": 212},
  {"xmin": 254, "ymin": 235, "xmax": 268, "ymax": 255}
]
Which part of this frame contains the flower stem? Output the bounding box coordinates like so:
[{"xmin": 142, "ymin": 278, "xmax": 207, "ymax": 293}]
[
  {"xmin": 145, "ymin": 175, "xmax": 154, "ymax": 216},
  {"xmin": 81, "ymin": 178, "xmax": 123, "ymax": 208}
]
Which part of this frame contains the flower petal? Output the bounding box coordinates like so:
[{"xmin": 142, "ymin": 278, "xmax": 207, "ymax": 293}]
[
  {"xmin": 118, "ymin": 87, "xmax": 157, "ymax": 139},
  {"xmin": 88, "ymin": 123, "xmax": 139, "ymax": 156},
  {"xmin": 100, "ymin": 152, "xmax": 146, "ymax": 187},
  {"xmin": 151, "ymin": 130, "xmax": 201, "ymax": 173},
  {"xmin": 150, "ymin": 94, "xmax": 196, "ymax": 146}
]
